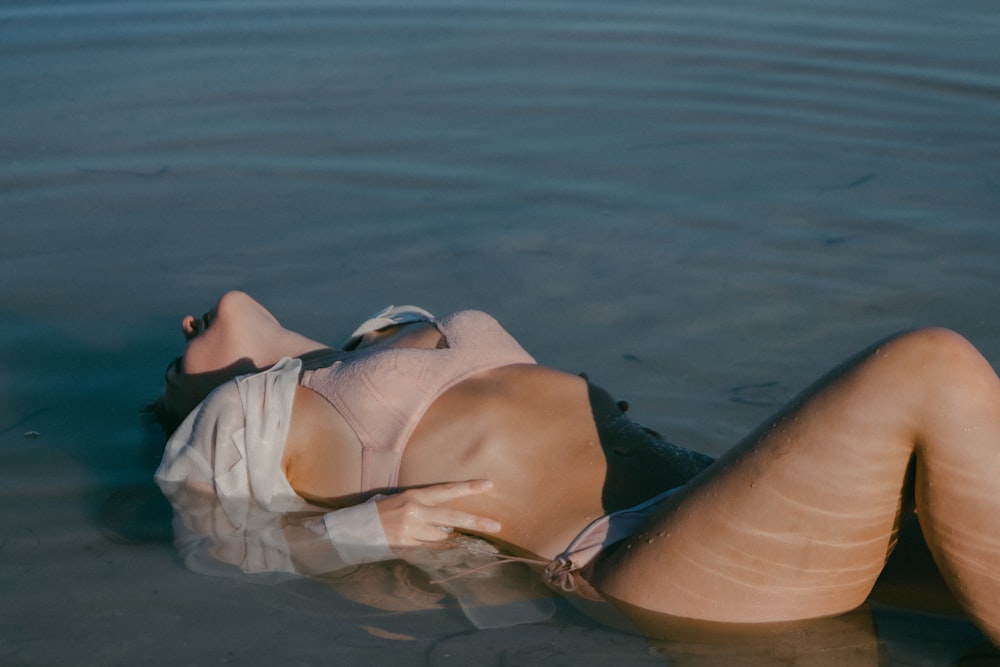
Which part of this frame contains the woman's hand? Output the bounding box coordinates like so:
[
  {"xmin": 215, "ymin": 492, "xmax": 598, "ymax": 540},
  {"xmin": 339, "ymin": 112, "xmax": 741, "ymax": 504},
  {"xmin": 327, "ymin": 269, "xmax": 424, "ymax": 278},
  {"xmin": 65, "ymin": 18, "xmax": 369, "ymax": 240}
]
[{"xmin": 375, "ymin": 479, "xmax": 501, "ymax": 547}]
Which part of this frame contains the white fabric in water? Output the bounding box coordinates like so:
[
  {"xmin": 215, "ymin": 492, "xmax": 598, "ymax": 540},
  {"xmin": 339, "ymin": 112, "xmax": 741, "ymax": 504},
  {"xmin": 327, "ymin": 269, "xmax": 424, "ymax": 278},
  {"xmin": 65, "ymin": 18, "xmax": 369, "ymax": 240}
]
[
  {"xmin": 155, "ymin": 356, "xmax": 306, "ymax": 512},
  {"xmin": 155, "ymin": 356, "xmax": 396, "ymax": 569}
]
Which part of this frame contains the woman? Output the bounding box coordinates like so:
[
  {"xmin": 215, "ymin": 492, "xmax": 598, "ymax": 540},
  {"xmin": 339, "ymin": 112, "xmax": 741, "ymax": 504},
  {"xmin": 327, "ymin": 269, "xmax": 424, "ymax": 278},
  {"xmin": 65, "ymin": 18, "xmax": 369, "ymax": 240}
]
[{"xmin": 155, "ymin": 290, "xmax": 1000, "ymax": 644}]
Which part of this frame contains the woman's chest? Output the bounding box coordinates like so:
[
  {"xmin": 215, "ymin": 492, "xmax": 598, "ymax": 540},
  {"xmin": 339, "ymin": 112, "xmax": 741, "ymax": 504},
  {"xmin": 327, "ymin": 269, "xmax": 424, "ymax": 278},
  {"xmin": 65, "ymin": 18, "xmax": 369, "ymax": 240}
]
[{"xmin": 281, "ymin": 385, "xmax": 365, "ymax": 507}]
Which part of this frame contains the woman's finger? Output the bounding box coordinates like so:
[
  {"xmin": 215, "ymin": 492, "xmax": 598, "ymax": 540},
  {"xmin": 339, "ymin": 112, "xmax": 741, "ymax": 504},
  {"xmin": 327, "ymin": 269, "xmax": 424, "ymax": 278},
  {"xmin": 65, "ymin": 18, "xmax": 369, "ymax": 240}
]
[
  {"xmin": 407, "ymin": 479, "xmax": 494, "ymax": 505},
  {"xmin": 421, "ymin": 508, "xmax": 502, "ymax": 535},
  {"xmin": 445, "ymin": 509, "xmax": 501, "ymax": 534},
  {"xmin": 410, "ymin": 524, "xmax": 456, "ymax": 544}
]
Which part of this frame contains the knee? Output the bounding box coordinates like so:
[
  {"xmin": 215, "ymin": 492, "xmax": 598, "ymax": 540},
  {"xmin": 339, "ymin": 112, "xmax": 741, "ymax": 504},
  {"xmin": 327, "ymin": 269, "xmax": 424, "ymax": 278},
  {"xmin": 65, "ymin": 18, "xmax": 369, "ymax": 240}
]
[
  {"xmin": 888, "ymin": 328, "xmax": 985, "ymax": 370},
  {"xmin": 886, "ymin": 327, "xmax": 998, "ymax": 402}
]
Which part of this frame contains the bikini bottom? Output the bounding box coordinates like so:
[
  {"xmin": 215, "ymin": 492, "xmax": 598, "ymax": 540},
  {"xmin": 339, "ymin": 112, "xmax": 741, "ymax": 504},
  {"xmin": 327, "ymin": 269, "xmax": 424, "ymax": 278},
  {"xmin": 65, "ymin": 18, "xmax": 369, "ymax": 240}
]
[{"xmin": 543, "ymin": 485, "xmax": 682, "ymax": 593}]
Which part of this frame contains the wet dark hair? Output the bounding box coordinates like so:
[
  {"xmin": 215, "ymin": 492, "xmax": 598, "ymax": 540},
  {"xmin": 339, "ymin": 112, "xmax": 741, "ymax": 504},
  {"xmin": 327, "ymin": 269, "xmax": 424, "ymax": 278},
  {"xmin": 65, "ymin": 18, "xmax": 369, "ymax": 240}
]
[
  {"xmin": 154, "ymin": 355, "xmax": 265, "ymax": 438},
  {"xmin": 148, "ymin": 398, "xmax": 184, "ymax": 438}
]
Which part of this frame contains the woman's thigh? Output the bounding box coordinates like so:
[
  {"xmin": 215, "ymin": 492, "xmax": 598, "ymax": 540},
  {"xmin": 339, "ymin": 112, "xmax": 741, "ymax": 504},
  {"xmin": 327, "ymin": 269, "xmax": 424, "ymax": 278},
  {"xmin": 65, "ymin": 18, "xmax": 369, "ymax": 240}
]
[{"xmin": 589, "ymin": 333, "xmax": 929, "ymax": 623}]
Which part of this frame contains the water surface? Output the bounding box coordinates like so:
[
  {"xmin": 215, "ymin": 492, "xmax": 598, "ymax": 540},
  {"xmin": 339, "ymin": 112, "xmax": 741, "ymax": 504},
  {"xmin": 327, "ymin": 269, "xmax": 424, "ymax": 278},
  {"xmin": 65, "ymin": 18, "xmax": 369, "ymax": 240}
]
[{"xmin": 3, "ymin": 1, "xmax": 1000, "ymax": 664}]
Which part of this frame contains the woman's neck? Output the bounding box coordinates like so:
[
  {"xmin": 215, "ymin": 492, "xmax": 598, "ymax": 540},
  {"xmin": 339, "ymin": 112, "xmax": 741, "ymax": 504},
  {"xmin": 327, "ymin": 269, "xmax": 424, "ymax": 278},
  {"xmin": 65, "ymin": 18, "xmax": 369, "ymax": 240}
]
[{"xmin": 257, "ymin": 327, "xmax": 331, "ymax": 368}]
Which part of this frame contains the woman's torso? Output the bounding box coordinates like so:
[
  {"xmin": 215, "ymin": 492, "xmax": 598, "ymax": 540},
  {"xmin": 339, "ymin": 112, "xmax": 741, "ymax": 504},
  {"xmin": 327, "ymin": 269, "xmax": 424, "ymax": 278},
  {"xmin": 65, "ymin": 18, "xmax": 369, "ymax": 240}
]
[
  {"xmin": 282, "ymin": 319, "xmax": 709, "ymax": 560},
  {"xmin": 402, "ymin": 364, "xmax": 613, "ymax": 559}
]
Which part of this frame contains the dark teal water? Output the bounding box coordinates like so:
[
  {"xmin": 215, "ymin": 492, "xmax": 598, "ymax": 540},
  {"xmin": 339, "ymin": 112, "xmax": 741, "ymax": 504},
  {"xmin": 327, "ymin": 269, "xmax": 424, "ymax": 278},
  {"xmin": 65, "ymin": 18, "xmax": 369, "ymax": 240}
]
[{"xmin": 3, "ymin": 1, "xmax": 1000, "ymax": 664}]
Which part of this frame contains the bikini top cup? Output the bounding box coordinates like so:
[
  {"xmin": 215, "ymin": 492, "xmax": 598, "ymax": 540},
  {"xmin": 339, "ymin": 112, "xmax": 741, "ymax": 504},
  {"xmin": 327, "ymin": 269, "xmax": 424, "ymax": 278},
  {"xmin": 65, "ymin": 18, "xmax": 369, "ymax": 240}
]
[{"xmin": 301, "ymin": 309, "xmax": 536, "ymax": 495}]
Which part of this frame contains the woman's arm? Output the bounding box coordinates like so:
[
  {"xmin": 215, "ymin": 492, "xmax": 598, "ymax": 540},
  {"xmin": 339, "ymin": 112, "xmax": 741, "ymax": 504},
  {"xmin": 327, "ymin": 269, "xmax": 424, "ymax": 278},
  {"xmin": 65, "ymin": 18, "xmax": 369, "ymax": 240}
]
[{"xmin": 288, "ymin": 479, "xmax": 502, "ymax": 574}]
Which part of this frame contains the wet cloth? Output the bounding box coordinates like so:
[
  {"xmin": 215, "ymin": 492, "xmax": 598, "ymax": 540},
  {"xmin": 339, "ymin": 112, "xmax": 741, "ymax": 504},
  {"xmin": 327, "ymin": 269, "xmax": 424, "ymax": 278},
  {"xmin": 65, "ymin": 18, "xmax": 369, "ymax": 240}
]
[
  {"xmin": 155, "ymin": 357, "xmax": 307, "ymax": 512},
  {"xmin": 340, "ymin": 304, "xmax": 437, "ymax": 350},
  {"xmin": 301, "ymin": 309, "xmax": 536, "ymax": 494},
  {"xmin": 155, "ymin": 358, "xmax": 396, "ymax": 567}
]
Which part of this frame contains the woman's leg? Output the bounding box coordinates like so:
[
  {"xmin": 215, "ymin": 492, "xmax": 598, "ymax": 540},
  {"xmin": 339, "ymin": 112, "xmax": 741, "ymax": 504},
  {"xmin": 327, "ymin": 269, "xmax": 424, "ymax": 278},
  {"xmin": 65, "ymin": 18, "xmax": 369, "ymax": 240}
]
[{"xmin": 590, "ymin": 328, "xmax": 1000, "ymax": 643}]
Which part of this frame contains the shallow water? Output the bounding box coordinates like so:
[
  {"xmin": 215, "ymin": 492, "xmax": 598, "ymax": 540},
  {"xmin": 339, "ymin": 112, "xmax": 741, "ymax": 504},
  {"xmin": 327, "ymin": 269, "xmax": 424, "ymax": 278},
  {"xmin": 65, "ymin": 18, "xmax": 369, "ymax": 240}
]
[{"xmin": 3, "ymin": 0, "xmax": 1000, "ymax": 664}]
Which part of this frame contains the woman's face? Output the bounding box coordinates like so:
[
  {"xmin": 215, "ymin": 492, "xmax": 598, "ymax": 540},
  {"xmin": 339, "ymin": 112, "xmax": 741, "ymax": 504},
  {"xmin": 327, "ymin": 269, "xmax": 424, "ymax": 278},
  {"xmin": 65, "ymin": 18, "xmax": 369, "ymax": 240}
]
[
  {"xmin": 158, "ymin": 291, "xmax": 280, "ymax": 431},
  {"xmin": 174, "ymin": 290, "xmax": 280, "ymax": 376}
]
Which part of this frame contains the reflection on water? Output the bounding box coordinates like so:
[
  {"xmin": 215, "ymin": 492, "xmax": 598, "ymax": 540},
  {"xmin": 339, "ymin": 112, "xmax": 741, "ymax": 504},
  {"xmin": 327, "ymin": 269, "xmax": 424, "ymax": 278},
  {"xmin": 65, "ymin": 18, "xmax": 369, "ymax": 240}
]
[
  {"xmin": 3, "ymin": 0, "xmax": 1000, "ymax": 664},
  {"xmin": 112, "ymin": 476, "xmax": 1000, "ymax": 666},
  {"xmin": 155, "ymin": 475, "xmax": 558, "ymax": 629}
]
